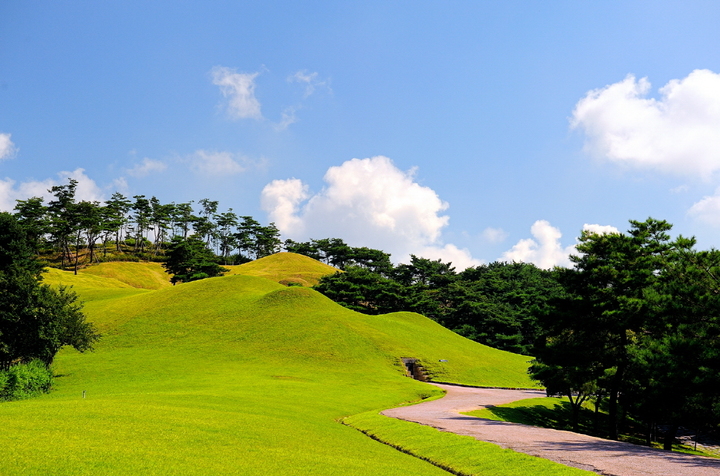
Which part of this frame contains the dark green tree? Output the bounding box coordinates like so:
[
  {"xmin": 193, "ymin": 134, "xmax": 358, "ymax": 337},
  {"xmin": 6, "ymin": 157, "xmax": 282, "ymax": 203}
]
[
  {"xmin": 0, "ymin": 212, "xmax": 99, "ymax": 369},
  {"xmin": 314, "ymin": 266, "xmax": 405, "ymax": 314},
  {"xmin": 163, "ymin": 235, "xmax": 228, "ymax": 284},
  {"xmin": 47, "ymin": 179, "xmax": 79, "ymax": 270},
  {"xmin": 215, "ymin": 209, "xmax": 239, "ymax": 264},
  {"xmin": 104, "ymin": 192, "xmax": 131, "ymax": 252},
  {"xmin": 14, "ymin": 197, "xmax": 49, "ymax": 253},
  {"xmin": 531, "ymin": 218, "xmax": 699, "ymax": 443}
]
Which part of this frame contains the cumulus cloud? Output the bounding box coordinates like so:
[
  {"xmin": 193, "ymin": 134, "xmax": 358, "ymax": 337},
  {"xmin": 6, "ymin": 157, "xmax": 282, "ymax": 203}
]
[
  {"xmin": 211, "ymin": 66, "xmax": 262, "ymax": 119},
  {"xmin": 0, "ymin": 133, "xmax": 17, "ymax": 160},
  {"xmin": 572, "ymin": 69, "xmax": 720, "ymax": 177},
  {"xmin": 502, "ymin": 221, "xmax": 621, "ymax": 269},
  {"xmin": 126, "ymin": 158, "xmax": 167, "ymax": 178},
  {"xmin": 261, "ymin": 156, "xmax": 479, "ymax": 267},
  {"xmin": 289, "ymin": 70, "xmax": 330, "ymax": 97},
  {"xmin": 0, "ymin": 168, "xmax": 104, "ymax": 211},
  {"xmin": 261, "ymin": 178, "xmax": 310, "ymax": 233},
  {"xmin": 417, "ymin": 244, "xmax": 483, "ymax": 270},
  {"xmin": 501, "ymin": 220, "xmax": 575, "ymax": 269},
  {"xmin": 582, "ymin": 223, "xmax": 620, "ymax": 235}
]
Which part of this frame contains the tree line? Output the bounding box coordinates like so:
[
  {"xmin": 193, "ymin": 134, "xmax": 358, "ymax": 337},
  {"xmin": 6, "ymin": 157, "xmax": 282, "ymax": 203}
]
[
  {"xmin": 13, "ymin": 178, "xmax": 283, "ymax": 274},
  {"xmin": 307, "ymin": 247, "xmax": 559, "ymax": 356},
  {"xmin": 306, "ymin": 219, "xmax": 720, "ymax": 449}
]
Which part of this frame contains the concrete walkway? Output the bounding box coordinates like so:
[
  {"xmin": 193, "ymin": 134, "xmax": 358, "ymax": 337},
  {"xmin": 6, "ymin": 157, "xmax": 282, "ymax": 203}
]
[{"xmin": 382, "ymin": 383, "xmax": 720, "ymax": 476}]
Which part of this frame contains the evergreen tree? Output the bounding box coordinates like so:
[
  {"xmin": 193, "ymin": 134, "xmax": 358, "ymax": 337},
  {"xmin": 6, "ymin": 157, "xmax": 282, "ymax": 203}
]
[
  {"xmin": 0, "ymin": 212, "xmax": 99, "ymax": 369},
  {"xmin": 163, "ymin": 235, "xmax": 228, "ymax": 284}
]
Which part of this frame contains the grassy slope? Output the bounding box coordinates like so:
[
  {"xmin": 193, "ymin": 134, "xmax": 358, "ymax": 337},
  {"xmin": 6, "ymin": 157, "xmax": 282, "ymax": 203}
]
[
  {"xmin": 79, "ymin": 261, "xmax": 172, "ymax": 289},
  {"xmin": 224, "ymin": 252, "xmax": 338, "ymax": 286},
  {"xmin": 0, "ymin": 255, "xmax": 587, "ymax": 475}
]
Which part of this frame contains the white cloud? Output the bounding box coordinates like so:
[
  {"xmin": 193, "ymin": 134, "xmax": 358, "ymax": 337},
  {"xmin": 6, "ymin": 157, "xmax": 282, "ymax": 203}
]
[
  {"xmin": 0, "ymin": 133, "xmax": 17, "ymax": 160},
  {"xmin": 417, "ymin": 244, "xmax": 483, "ymax": 270},
  {"xmin": 261, "ymin": 156, "xmax": 480, "ymax": 267},
  {"xmin": 0, "ymin": 168, "xmax": 104, "ymax": 211},
  {"xmin": 501, "ymin": 220, "xmax": 576, "ymax": 269},
  {"xmin": 572, "ymin": 69, "xmax": 720, "ymax": 177},
  {"xmin": 126, "ymin": 158, "xmax": 167, "ymax": 178},
  {"xmin": 211, "ymin": 66, "xmax": 262, "ymax": 120},
  {"xmin": 289, "ymin": 70, "xmax": 330, "ymax": 97},
  {"xmin": 261, "ymin": 178, "xmax": 309, "ymax": 233},
  {"xmin": 190, "ymin": 150, "xmax": 247, "ymax": 176},
  {"xmin": 481, "ymin": 226, "xmax": 508, "ymax": 243},
  {"xmin": 688, "ymin": 189, "xmax": 720, "ymax": 226},
  {"xmin": 501, "ymin": 221, "xmax": 621, "ymax": 269},
  {"xmin": 582, "ymin": 223, "xmax": 620, "ymax": 235}
]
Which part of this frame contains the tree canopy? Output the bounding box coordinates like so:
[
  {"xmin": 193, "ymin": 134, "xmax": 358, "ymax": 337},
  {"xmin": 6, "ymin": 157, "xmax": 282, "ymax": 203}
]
[
  {"xmin": 0, "ymin": 212, "xmax": 99, "ymax": 370},
  {"xmin": 530, "ymin": 218, "xmax": 720, "ymax": 448},
  {"xmin": 163, "ymin": 235, "xmax": 229, "ymax": 284}
]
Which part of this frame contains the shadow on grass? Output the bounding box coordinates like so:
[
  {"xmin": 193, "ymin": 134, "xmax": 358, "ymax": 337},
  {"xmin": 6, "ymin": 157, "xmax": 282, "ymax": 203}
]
[{"xmin": 484, "ymin": 401, "xmax": 604, "ymax": 436}]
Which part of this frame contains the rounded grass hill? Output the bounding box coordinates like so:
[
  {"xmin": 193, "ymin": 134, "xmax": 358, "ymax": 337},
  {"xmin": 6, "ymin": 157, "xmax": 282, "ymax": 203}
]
[{"xmin": 0, "ymin": 253, "xmax": 585, "ymax": 476}]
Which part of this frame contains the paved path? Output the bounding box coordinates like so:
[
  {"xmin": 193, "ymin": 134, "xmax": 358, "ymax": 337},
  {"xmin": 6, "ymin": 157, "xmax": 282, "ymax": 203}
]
[{"xmin": 382, "ymin": 383, "xmax": 720, "ymax": 476}]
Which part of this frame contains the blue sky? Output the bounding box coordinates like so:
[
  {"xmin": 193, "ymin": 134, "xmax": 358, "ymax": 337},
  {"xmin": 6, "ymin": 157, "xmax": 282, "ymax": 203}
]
[{"xmin": 2, "ymin": 1, "xmax": 720, "ymax": 268}]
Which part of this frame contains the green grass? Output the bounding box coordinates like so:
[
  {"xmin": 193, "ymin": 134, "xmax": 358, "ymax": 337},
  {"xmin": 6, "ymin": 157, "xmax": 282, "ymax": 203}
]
[
  {"xmin": 224, "ymin": 251, "xmax": 339, "ymax": 286},
  {"xmin": 464, "ymin": 397, "xmax": 597, "ymax": 430},
  {"xmin": 1, "ymin": 254, "xmax": 573, "ymax": 475},
  {"xmin": 79, "ymin": 261, "xmax": 172, "ymax": 289},
  {"xmin": 344, "ymin": 410, "xmax": 594, "ymax": 476}
]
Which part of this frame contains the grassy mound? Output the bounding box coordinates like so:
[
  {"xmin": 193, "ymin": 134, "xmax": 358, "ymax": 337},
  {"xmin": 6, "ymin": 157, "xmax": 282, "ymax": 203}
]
[
  {"xmin": 0, "ymin": 258, "xmax": 569, "ymax": 475},
  {"xmin": 224, "ymin": 252, "xmax": 338, "ymax": 286},
  {"xmin": 80, "ymin": 261, "xmax": 172, "ymax": 289}
]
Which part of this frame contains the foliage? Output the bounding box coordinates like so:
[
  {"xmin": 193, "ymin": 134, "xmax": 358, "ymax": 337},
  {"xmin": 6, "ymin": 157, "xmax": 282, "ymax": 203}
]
[
  {"xmin": 0, "ymin": 212, "xmax": 100, "ymax": 370},
  {"xmin": 162, "ymin": 235, "xmax": 229, "ymax": 284},
  {"xmin": 315, "ymin": 255, "xmax": 559, "ymax": 354},
  {"xmin": 531, "ymin": 218, "xmax": 720, "ymax": 449},
  {"xmin": 11, "ymin": 179, "xmax": 284, "ymax": 271},
  {"xmin": 0, "ymin": 359, "xmax": 53, "ymax": 401}
]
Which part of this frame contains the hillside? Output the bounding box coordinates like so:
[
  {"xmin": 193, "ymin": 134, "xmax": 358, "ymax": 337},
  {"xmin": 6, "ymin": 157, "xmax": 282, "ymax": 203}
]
[
  {"xmin": 224, "ymin": 251, "xmax": 339, "ymax": 286},
  {"xmin": 2, "ymin": 254, "xmax": 538, "ymax": 475}
]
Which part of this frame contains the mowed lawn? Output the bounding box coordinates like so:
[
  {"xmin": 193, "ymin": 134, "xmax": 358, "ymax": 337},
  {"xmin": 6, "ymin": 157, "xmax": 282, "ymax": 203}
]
[{"xmin": 0, "ymin": 256, "xmax": 589, "ymax": 475}]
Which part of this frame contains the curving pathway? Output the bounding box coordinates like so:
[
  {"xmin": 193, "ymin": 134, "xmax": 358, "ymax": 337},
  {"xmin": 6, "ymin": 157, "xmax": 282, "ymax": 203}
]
[{"xmin": 382, "ymin": 383, "xmax": 720, "ymax": 476}]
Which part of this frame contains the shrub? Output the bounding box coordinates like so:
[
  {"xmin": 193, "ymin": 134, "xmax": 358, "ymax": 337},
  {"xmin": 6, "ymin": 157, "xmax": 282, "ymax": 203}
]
[{"xmin": 0, "ymin": 360, "xmax": 53, "ymax": 401}]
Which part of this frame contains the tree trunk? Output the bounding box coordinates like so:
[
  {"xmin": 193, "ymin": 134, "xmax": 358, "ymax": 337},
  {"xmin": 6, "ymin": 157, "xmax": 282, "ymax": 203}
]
[
  {"xmin": 593, "ymin": 395, "xmax": 602, "ymax": 434},
  {"xmin": 664, "ymin": 424, "xmax": 678, "ymax": 451},
  {"xmin": 608, "ymin": 360, "xmax": 626, "ymax": 440}
]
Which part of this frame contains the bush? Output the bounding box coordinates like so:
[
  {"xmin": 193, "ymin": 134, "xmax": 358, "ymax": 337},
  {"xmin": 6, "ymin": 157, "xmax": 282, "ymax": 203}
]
[{"xmin": 0, "ymin": 360, "xmax": 53, "ymax": 401}]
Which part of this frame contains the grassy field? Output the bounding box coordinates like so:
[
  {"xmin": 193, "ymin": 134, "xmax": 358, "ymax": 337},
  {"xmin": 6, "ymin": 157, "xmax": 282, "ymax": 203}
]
[{"xmin": 0, "ymin": 254, "xmax": 594, "ymax": 475}]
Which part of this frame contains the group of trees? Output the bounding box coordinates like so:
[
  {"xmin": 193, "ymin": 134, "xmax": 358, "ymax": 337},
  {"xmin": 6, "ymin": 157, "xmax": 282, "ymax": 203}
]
[
  {"xmin": 303, "ymin": 240, "xmax": 560, "ymax": 355},
  {"xmin": 530, "ymin": 219, "xmax": 720, "ymax": 448},
  {"xmin": 0, "ymin": 212, "xmax": 99, "ymax": 398},
  {"xmin": 307, "ymin": 221, "xmax": 720, "ymax": 449},
  {"xmin": 12, "ymin": 179, "xmax": 282, "ymax": 274}
]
